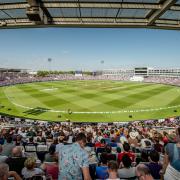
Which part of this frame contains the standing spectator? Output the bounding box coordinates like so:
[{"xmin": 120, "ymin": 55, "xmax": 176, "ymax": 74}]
[
  {"xmin": 58, "ymin": 133, "xmax": 91, "ymax": 180},
  {"xmin": 162, "ymin": 127, "xmax": 180, "ymax": 180}
]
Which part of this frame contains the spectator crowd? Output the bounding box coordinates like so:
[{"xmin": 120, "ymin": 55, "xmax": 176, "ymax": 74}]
[
  {"xmin": 1, "ymin": 74, "xmax": 180, "ymax": 87},
  {"xmin": 0, "ymin": 116, "xmax": 179, "ymax": 180}
]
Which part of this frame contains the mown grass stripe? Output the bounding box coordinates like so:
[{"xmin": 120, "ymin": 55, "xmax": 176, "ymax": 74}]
[{"xmin": 106, "ymin": 85, "xmax": 172, "ymax": 109}]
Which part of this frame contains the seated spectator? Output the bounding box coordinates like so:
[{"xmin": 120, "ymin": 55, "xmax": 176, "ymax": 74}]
[
  {"xmin": 1, "ymin": 135, "xmax": 15, "ymax": 156},
  {"xmin": 116, "ymin": 147, "xmax": 121, "ymax": 154},
  {"xmin": 153, "ymin": 134, "xmax": 163, "ymax": 153},
  {"xmin": 96, "ymin": 153, "xmax": 109, "ymax": 179},
  {"xmin": 0, "ymin": 163, "xmax": 22, "ymax": 180},
  {"xmin": 25, "ymin": 136, "xmax": 37, "ymax": 146},
  {"xmin": 95, "ymin": 138, "xmax": 106, "ymax": 148},
  {"xmin": 141, "ymin": 150, "xmax": 149, "ymax": 162},
  {"xmin": 136, "ymin": 164, "xmax": 154, "ymax": 180},
  {"xmin": 0, "ymin": 145, "xmax": 7, "ymax": 163},
  {"xmin": 86, "ymin": 135, "xmax": 94, "ymax": 148},
  {"xmin": 118, "ymin": 142, "xmax": 135, "ymax": 164},
  {"xmin": 118, "ymin": 154, "xmax": 136, "ymax": 179},
  {"xmin": 52, "ymin": 137, "xmax": 59, "ymax": 146},
  {"xmin": 0, "ymin": 134, "xmax": 5, "ymax": 145},
  {"xmin": 128, "ymin": 131, "xmax": 139, "ymax": 147},
  {"xmin": 107, "ymin": 160, "xmax": 120, "ymax": 180},
  {"xmin": 162, "ymin": 131, "xmax": 169, "ymax": 145},
  {"xmin": 140, "ymin": 137, "xmax": 152, "ymax": 149},
  {"xmin": 15, "ymin": 135, "xmax": 23, "ymax": 146},
  {"xmin": 120, "ymin": 132, "xmax": 128, "ymax": 145},
  {"xmin": 41, "ymin": 157, "xmax": 59, "ymax": 180},
  {"xmin": 105, "ymin": 144, "xmax": 116, "ymax": 161},
  {"xmin": 109, "ymin": 138, "xmax": 117, "ymax": 148},
  {"xmin": 44, "ymin": 145, "xmax": 56, "ymax": 162},
  {"xmin": 5, "ymin": 146, "xmax": 27, "ymax": 176},
  {"xmin": 21, "ymin": 157, "xmax": 44, "ymax": 179},
  {"xmin": 146, "ymin": 150, "xmax": 162, "ymax": 179}
]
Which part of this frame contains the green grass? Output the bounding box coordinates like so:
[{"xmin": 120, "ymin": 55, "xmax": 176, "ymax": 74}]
[{"xmin": 0, "ymin": 80, "xmax": 180, "ymax": 122}]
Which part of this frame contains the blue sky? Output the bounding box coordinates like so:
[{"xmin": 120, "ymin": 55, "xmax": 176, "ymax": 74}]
[{"xmin": 0, "ymin": 28, "xmax": 180, "ymax": 71}]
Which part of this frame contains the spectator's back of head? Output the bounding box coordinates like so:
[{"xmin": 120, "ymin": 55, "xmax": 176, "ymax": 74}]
[
  {"xmin": 136, "ymin": 164, "xmax": 152, "ymax": 179},
  {"xmin": 24, "ymin": 157, "xmax": 36, "ymax": 170},
  {"xmin": 100, "ymin": 138, "xmax": 106, "ymax": 144},
  {"xmin": 108, "ymin": 160, "xmax": 118, "ymax": 172},
  {"xmin": 76, "ymin": 133, "xmax": 87, "ymax": 143},
  {"xmin": 122, "ymin": 154, "xmax": 132, "ymax": 168},
  {"xmin": 149, "ymin": 150, "xmax": 159, "ymax": 162},
  {"xmin": 6, "ymin": 135, "xmax": 12, "ymax": 143},
  {"xmin": 100, "ymin": 153, "xmax": 108, "ymax": 165},
  {"xmin": 49, "ymin": 144, "xmax": 56, "ymax": 155},
  {"xmin": 29, "ymin": 136, "xmax": 34, "ymax": 143},
  {"xmin": 105, "ymin": 144, "xmax": 112, "ymax": 153},
  {"xmin": 12, "ymin": 146, "xmax": 22, "ymax": 157},
  {"xmin": 116, "ymin": 147, "xmax": 121, "ymax": 153},
  {"xmin": 123, "ymin": 142, "xmax": 130, "ymax": 152}
]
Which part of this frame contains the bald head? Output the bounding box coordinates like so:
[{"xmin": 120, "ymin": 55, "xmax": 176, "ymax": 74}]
[
  {"xmin": 136, "ymin": 164, "xmax": 154, "ymax": 180},
  {"xmin": 12, "ymin": 146, "xmax": 22, "ymax": 157},
  {"xmin": 136, "ymin": 164, "xmax": 151, "ymax": 176}
]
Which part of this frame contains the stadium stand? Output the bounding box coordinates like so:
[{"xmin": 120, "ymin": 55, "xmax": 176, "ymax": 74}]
[{"xmin": 0, "ymin": 115, "xmax": 179, "ymax": 179}]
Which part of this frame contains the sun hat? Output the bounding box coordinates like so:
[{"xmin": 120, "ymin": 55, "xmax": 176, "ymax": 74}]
[{"xmin": 129, "ymin": 131, "xmax": 139, "ymax": 139}]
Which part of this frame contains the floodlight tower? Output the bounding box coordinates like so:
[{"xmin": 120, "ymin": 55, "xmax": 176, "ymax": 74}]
[
  {"xmin": 100, "ymin": 60, "xmax": 104, "ymax": 75},
  {"xmin": 48, "ymin": 58, "xmax": 52, "ymax": 72},
  {"xmin": 48, "ymin": 58, "xmax": 53, "ymax": 89}
]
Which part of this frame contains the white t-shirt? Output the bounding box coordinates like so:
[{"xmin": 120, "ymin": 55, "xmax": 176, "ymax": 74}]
[{"xmin": 117, "ymin": 167, "xmax": 136, "ymax": 179}]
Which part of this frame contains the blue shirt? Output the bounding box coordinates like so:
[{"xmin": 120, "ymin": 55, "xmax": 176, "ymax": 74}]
[
  {"xmin": 58, "ymin": 143, "xmax": 89, "ymax": 180},
  {"xmin": 96, "ymin": 166, "xmax": 109, "ymax": 179},
  {"xmin": 166, "ymin": 143, "xmax": 180, "ymax": 171}
]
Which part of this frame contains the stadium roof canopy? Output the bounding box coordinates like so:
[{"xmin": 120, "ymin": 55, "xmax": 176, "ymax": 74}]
[{"xmin": 0, "ymin": 0, "xmax": 180, "ymax": 30}]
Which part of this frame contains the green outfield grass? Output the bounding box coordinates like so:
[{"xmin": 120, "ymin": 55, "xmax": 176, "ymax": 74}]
[{"xmin": 0, "ymin": 80, "xmax": 180, "ymax": 122}]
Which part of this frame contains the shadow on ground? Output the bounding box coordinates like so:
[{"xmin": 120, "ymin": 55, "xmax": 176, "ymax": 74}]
[{"xmin": 23, "ymin": 107, "xmax": 50, "ymax": 115}]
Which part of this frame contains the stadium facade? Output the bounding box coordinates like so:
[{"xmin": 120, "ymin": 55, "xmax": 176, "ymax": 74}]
[
  {"xmin": 103, "ymin": 67, "xmax": 180, "ymax": 78},
  {"xmin": 0, "ymin": 68, "xmax": 28, "ymax": 81}
]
